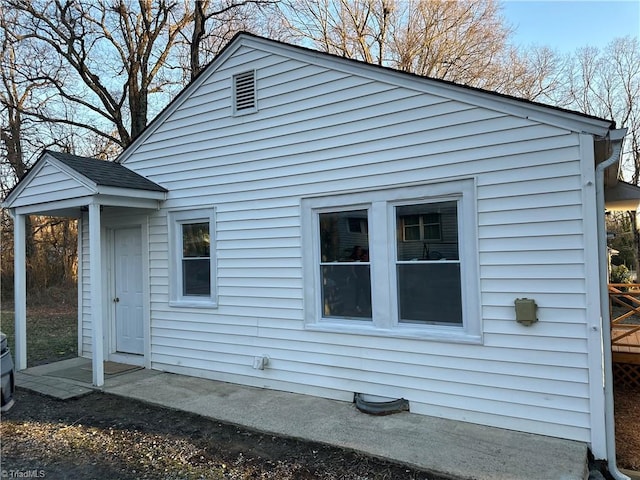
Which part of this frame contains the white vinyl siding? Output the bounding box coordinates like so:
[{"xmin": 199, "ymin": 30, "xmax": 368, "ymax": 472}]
[
  {"xmin": 121, "ymin": 41, "xmax": 596, "ymax": 442},
  {"xmin": 11, "ymin": 162, "xmax": 93, "ymax": 208},
  {"xmin": 80, "ymin": 212, "xmax": 92, "ymax": 358}
]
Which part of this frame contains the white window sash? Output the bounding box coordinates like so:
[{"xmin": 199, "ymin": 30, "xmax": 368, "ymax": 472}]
[
  {"xmin": 168, "ymin": 207, "xmax": 218, "ymax": 308},
  {"xmin": 302, "ymin": 179, "xmax": 480, "ymax": 343}
]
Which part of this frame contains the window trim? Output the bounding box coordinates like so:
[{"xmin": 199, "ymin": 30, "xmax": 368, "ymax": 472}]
[
  {"xmin": 301, "ymin": 179, "xmax": 481, "ymax": 343},
  {"xmin": 168, "ymin": 208, "xmax": 218, "ymax": 308}
]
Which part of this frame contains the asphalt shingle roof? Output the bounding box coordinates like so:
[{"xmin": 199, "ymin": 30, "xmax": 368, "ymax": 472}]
[{"xmin": 47, "ymin": 150, "xmax": 167, "ymax": 192}]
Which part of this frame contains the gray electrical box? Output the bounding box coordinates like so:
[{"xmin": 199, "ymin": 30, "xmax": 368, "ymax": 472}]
[{"xmin": 515, "ymin": 298, "xmax": 538, "ymax": 326}]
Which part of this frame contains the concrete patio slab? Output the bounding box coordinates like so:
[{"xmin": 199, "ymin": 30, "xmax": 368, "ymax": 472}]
[{"xmin": 16, "ymin": 360, "xmax": 590, "ymax": 480}]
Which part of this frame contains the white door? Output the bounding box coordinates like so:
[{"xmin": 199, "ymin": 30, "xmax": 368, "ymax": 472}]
[{"xmin": 114, "ymin": 227, "xmax": 144, "ymax": 355}]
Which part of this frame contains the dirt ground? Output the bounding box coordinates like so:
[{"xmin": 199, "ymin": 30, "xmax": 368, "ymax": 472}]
[
  {"xmin": 1, "ymin": 389, "xmax": 445, "ymax": 480},
  {"xmin": 2, "ymin": 301, "xmax": 639, "ymax": 477},
  {"xmin": 614, "ymin": 385, "xmax": 640, "ymax": 471}
]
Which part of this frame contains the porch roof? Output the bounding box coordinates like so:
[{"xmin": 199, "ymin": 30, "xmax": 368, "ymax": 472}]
[
  {"xmin": 605, "ymin": 180, "xmax": 640, "ymax": 211},
  {"xmin": 2, "ymin": 150, "xmax": 167, "ymax": 217},
  {"xmin": 47, "ymin": 151, "xmax": 167, "ymax": 193}
]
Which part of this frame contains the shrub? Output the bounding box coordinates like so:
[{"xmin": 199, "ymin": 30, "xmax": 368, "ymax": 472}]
[{"xmin": 611, "ymin": 264, "xmax": 632, "ymax": 284}]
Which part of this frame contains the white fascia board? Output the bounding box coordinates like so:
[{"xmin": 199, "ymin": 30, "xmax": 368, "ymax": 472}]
[
  {"xmin": 12, "ymin": 196, "xmax": 93, "ymax": 216},
  {"xmin": 13, "ymin": 193, "xmax": 163, "ymax": 216},
  {"xmin": 3, "ymin": 153, "xmax": 98, "ymax": 209},
  {"xmin": 95, "ymin": 185, "xmax": 167, "ymax": 200},
  {"xmin": 2, "ymin": 163, "xmax": 45, "ymax": 208},
  {"xmin": 93, "ymin": 194, "xmax": 162, "ymax": 209}
]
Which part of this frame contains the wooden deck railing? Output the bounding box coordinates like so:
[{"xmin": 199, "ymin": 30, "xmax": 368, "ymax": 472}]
[{"xmin": 608, "ymin": 284, "xmax": 640, "ymax": 352}]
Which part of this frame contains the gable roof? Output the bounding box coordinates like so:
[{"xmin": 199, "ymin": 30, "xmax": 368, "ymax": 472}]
[
  {"xmin": 46, "ymin": 151, "xmax": 167, "ymax": 192},
  {"xmin": 118, "ymin": 31, "xmax": 616, "ymax": 164},
  {"xmin": 2, "ymin": 150, "xmax": 167, "ymax": 215}
]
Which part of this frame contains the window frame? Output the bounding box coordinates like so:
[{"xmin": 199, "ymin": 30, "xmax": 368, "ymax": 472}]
[
  {"xmin": 302, "ymin": 179, "xmax": 480, "ymax": 343},
  {"xmin": 168, "ymin": 208, "xmax": 218, "ymax": 308},
  {"xmin": 392, "ymin": 199, "xmax": 462, "ymax": 326},
  {"xmin": 318, "ymin": 205, "xmax": 373, "ymax": 323}
]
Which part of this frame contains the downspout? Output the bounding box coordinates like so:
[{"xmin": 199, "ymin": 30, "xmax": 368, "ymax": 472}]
[{"xmin": 595, "ymin": 127, "xmax": 628, "ymax": 480}]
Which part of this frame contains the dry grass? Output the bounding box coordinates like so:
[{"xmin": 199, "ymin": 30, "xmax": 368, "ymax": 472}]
[{"xmin": 1, "ymin": 304, "xmax": 77, "ymax": 367}]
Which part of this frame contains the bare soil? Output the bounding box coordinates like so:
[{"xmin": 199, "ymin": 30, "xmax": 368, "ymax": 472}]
[
  {"xmin": 2, "ymin": 300, "xmax": 638, "ymax": 477},
  {"xmin": 1, "ymin": 389, "xmax": 444, "ymax": 480},
  {"xmin": 615, "ymin": 385, "xmax": 640, "ymax": 471}
]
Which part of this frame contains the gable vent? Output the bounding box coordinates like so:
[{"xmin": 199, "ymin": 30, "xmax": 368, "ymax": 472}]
[{"xmin": 233, "ymin": 70, "xmax": 257, "ymax": 113}]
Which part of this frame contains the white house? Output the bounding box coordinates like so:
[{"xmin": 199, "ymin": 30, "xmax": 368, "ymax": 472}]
[{"xmin": 4, "ymin": 32, "xmax": 636, "ymax": 473}]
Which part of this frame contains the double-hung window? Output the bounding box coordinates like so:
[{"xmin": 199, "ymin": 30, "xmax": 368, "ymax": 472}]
[
  {"xmin": 169, "ymin": 208, "xmax": 217, "ymax": 308},
  {"xmin": 395, "ymin": 201, "xmax": 462, "ymax": 325},
  {"xmin": 302, "ymin": 179, "xmax": 480, "ymax": 342}
]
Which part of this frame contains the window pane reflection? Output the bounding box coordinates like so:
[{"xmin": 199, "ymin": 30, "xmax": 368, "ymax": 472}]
[
  {"xmin": 321, "ymin": 265, "xmax": 371, "ymax": 318},
  {"xmin": 397, "ymin": 263, "xmax": 462, "ymax": 324},
  {"xmin": 183, "ymin": 223, "xmax": 210, "ymax": 257},
  {"xmin": 183, "ymin": 259, "xmax": 210, "ymax": 296},
  {"xmin": 182, "ymin": 222, "xmax": 210, "ymax": 296},
  {"xmin": 319, "ymin": 210, "xmax": 371, "ymax": 319},
  {"xmin": 319, "ymin": 210, "xmax": 369, "ymax": 262},
  {"xmin": 396, "ymin": 202, "xmax": 458, "ymax": 261}
]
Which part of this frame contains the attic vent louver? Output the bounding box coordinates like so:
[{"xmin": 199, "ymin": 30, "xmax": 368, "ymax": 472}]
[{"xmin": 233, "ymin": 70, "xmax": 256, "ymax": 114}]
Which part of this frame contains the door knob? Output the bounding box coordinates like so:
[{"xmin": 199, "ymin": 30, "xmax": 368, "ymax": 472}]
[{"xmin": 114, "ymin": 297, "xmax": 120, "ymax": 303}]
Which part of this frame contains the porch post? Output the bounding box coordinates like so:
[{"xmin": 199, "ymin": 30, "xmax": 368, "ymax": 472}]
[
  {"xmin": 13, "ymin": 212, "xmax": 27, "ymax": 370},
  {"xmin": 89, "ymin": 203, "xmax": 104, "ymax": 386}
]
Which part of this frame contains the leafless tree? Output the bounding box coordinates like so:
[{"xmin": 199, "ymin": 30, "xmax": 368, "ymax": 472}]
[
  {"xmin": 485, "ymin": 45, "xmax": 565, "ymax": 102},
  {"xmin": 0, "ymin": 13, "xmax": 79, "ymax": 299},
  {"xmin": 550, "ymin": 37, "xmax": 640, "ymax": 275},
  {"xmin": 7, "ymin": 0, "xmax": 278, "ymax": 149},
  {"xmin": 558, "ymin": 37, "xmax": 640, "ymax": 184},
  {"xmin": 7, "ymin": 0, "xmax": 193, "ymax": 148},
  {"xmin": 278, "ymin": 0, "xmax": 394, "ymax": 65},
  {"xmin": 190, "ymin": 0, "xmax": 277, "ymax": 81},
  {"xmin": 277, "ymin": 0, "xmax": 515, "ymax": 89},
  {"xmin": 1, "ymin": 9, "xmax": 31, "ymax": 181},
  {"xmin": 390, "ymin": 0, "xmax": 510, "ymax": 85}
]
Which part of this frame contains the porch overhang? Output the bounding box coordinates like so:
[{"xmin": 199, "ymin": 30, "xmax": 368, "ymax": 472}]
[
  {"xmin": 3, "ymin": 150, "xmax": 167, "ymax": 388},
  {"xmin": 604, "ymin": 181, "xmax": 640, "ymax": 212},
  {"xmin": 7, "ymin": 190, "xmax": 166, "ymax": 218},
  {"xmin": 3, "ymin": 150, "xmax": 167, "ymax": 217},
  {"xmin": 594, "ymin": 131, "xmax": 640, "ymax": 212}
]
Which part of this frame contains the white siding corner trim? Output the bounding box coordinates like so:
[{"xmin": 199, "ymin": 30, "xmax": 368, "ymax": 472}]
[
  {"xmin": 580, "ymin": 133, "xmax": 607, "ymax": 458},
  {"xmin": 302, "ymin": 178, "xmax": 481, "ymax": 343},
  {"xmin": 168, "ymin": 207, "xmax": 218, "ymax": 308}
]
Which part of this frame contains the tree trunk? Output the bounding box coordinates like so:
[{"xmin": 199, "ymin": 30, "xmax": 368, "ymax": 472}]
[{"xmin": 191, "ymin": 0, "xmax": 207, "ymax": 80}]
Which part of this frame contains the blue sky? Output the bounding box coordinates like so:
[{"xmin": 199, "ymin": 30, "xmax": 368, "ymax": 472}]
[{"xmin": 501, "ymin": 0, "xmax": 640, "ymax": 52}]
